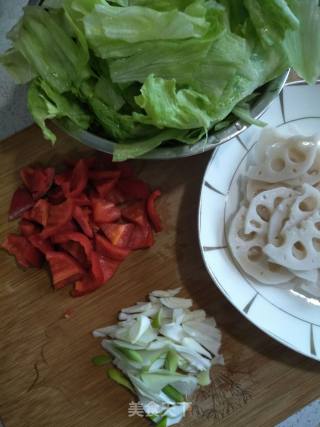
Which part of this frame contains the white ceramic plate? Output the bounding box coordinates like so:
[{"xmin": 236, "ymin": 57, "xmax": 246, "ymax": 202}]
[{"xmin": 199, "ymin": 80, "xmax": 320, "ymax": 361}]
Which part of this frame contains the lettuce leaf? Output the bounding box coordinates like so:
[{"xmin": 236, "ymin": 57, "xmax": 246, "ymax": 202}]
[
  {"xmin": 133, "ymin": 74, "xmax": 212, "ymax": 130},
  {"xmin": 1, "ymin": 0, "xmax": 320, "ymax": 160},
  {"xmin": 112, "ymin": 129, "xmax": 187, "ymax": 161},
  {"xmin": 28, "ymin": 79, "xmax": 91, "ymax": 143},
  {"xmin": 83, "ymin": 1, "xmax": 210, "ymax": 46},
  {"xmin": 8, "ymin": 6, "xmax": 90, "ymax": 94},
  {"xmin": 283, "ymin": 0, "xmax": 320, "ymax": 84},
  {"xmin": 0, "ymin": 48, "xmax": 36, "ymax": 84}
]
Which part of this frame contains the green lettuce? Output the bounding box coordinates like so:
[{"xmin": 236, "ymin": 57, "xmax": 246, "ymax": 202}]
[
  {"xmin": 283, "ymin": 0, "xmax": 320, "ymax": 84},
  {"xmin": 1, "ymin": 0, "xmax": 320, "ymax": 160},
  {"xmin": 134, "ymin": 74, "xmax": 213, "ymax": 130},
  {"xmin": 28, "ymin": 79, "xmax": 91, "ymax": 143}
]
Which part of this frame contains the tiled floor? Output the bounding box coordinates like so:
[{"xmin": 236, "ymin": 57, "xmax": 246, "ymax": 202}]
[
  {"xmin": 0, "ymin": 0, "xmax": 32, "ymax": 141},
  {"xmin": 276, "ymin": 400, "xmax": 320, "ymax": 427}
]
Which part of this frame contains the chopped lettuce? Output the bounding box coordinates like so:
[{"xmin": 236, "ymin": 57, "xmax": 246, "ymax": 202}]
[
  {"xmin": 134, "ymin": 74, "xmax": 213, "ymax": 130},
  {"xmin": 283, "ymin": 0, "xmax": 320, "ymax": 84},
  {"xmin": 1, "ymin": 0, "xmax": 320, "ymax": 159},
  {"xmin": 28, "ymin": 79, "xmax": 91, "ymax": 143}
]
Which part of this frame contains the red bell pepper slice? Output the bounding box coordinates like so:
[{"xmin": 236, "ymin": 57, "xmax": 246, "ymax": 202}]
[
  {"xmin": 71, "ymin": 193, "xmax": 91, "ymax": 206},
  {"xmin": 47, "ymin": 186, "xmax": 66, "ymax": 205},
  {"xmin": 41, "ymin": 199, "xmax": 74, "ymax": 238},
  {"xmin": 71, "ymin": 275, "xmax": 102, "ymax": 297},
  {"xmin": 98, "ymin": 255, "xmax": 121, "ymax": 282},
  {"xmin": 51, "ymin": 232, "xmax": 93, "ymax": 260},
  {"xmin": 19, "ymin": 219, "xmax": 41, "ymax": 237},
  {"xmin": 65, "ymin": 157, "xmax": 96, "ymax": 170},
  {"xmin": 92, "ymin": 199, "xmax": 121, "ymax": 224},
  {"xmin": 56, "ymin": 220, "xmax": 78, "ymax": 234},
  {"xmin": 8, "ymin": 187, "xmax": 35, "ymax": 220},
  {"xmin": 117, "ymin": 179, "xmax": 150, "ymax": 200},
  {"xmin": 46, "ymin": 251, "xmax": 85, "ymax": 289},
  {"xmin": 73, "ymin": 206, "xmax": 93, "ymax": 238},
  {"xmin": 100, "ymin": 223, "xmax": 134, "ymax": 248},
  {"xmin": 23, "ymin": 199, "xmax": 49, "ymax": 226},
  {"xmin": 28, "ymin": 234, "xmax": 54, "ymax": 255},
  {"xmin": 1, "ymin": 234, "xmax": 43, "ymax": 268},
  {"xmin": 96, "ymin": 234, "xmax": 130, "ymax": 260},
  {"xmin": 128, "ymin": 224, "xmax": 154, "ymax": 250},
  {"xmin": 121, "ymin": 201, "xmax": 148, "ymax": 227},
  {"xmin": 147, "ymin": 190, "xmax": 162, "ymax": 232},
  {"xmin": 54, "ymin": 170, "xmax": 72, "ymax": 196},
  {"xmin": 68, "ymin": 159, "xmax": 88, "ymax": 198},
  {"xmin": 91, "ymin": 251, "xmax": 105, "ymax": 284},
  {"xmin": 105, "ymin": 188, "xmax": 125, "ymax": 205},
  {"xmin": 89, "ymin": 170, "xmax": 121, "ymax": 181},
  {"xmin": 95, "ymin": 179, "xmax": 118, "ymax": 199},
  {"xmin": 20, "ymin": 167, "xmax": 55, "ymax": 200},
  {"xmin": 59, "ymin": 241, "xmax": 89, "ymax": 267}
]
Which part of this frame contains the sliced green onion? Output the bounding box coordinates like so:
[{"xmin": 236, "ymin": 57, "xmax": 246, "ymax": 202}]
[
  {"xmin": 107, "ymin": 368, "xmax": 135, "ymax": 393},
  {"xmin": 162, "ymin": 384, "xmax": 184, "ymax": 402},
  {"xmin": 151, "ymin": 309, "xmax": 162, "ymax": 329},
  {"xmin": 91, "ymin": 354, "xmax": 112, "ymax": 366},
  {"xmin": 115, "ymin": 346, "xmax": 143, "ymax": 363},
  {"xmin": 165, "ymin": 350, "xmax": 178, "ymax": 373},
  {"xmin": 155, "ymin": 416, "xmax": 168, "ymax": 427},
  {"xmin": 197, "ymin": 370, "xmax": 211, "ymax": 386}
]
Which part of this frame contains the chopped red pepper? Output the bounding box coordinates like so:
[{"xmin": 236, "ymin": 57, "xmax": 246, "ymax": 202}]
[
  {"xmin": 71, "ymin": 275, "xmax": 102, "ymax": 297},
  {"xmin": 47, "ymin": 186, "xmax": 66, "ymax": 205},
  {"xmin": 20, "ymin": 166, "xmax": 55, "ymax": 200},
  {"xmin": 19, "ymin": 219, "xmax": 41, "ymax": 237},
  {"xmin": 54, "ymin": 170, "xmax": 72, "ymax": 196},
  {"xmin": 95, "ymin": 179, "xmax": 118, "ymax": 199},
  {"xmin": 147, "ymin": 190, "xmax": 162, "ymax": 232},
  {"xmin": 23, "ymin": 199, "xmax": 49, "ymax": 226},
  {"xmin": 100, "ymin": 223, "xmax": 134, "ymax": 248},
  {"xmin": 96, "ymin": 234, "xmax": 130, "ymax": 260},
  {"xmin": 71, "ymin": 193, "xmax": 91, "ymax": 206},
  {"xmin": 51, "ymin": 232, "xmax": 93, "ymax": 260},
  {"xmin": 91, "ymin": 251, "xmax": 105, "ymax": 284},
  {"xmin": 8, "ymin": 187, "xmax": 35, "ymax": 220},
  {"xmin": 56, "ymin": 220, "xmax": 78, "ymax": 234},
  {"xmin": 41, "ymin": 199, "xmax": 74, "ymax": 238},
  {"xmin": 28, "ymin": 234, "xmax": 54, "ymax": 255},
  {"xmin": 121, "ymin": 201, "xmax": 148, "ymax": 227},
  {"xmin": 88, "ymin": 170, "xmax": 121, "ymax": 181},
  {"xmin": 3, "ymin": 154, "xmax": 162, "ymax": 297},
  {"xmin": 46, "ymin": 251, "xmax": 85, "ymax": 289},
  {"xmin": 92, "ymin": 199, "xmax": 121, "ymax": 224},
  {"xmin": 1, "ymin": 234, "xmax": 43, "ymax": 268},
  {"xmin": 63, "ymin": 308, "xmax": 74, "ymax": 319},
  {"xmin": 65, "ymin": 157, "xmax": 96, "ymax": 170},
  {"xmin": 59, "ymin": 241, "xmax": 89, "ymax": 267},
  {"xmin": 73, "ymin": 206, "xmax": 93, "ymax": 238},
  {"xmin": 105, "ymin": 188, "xmax": 125, "ymax": 205},
  {"xmin": 128, "ymin": 224, "xmax": 154, "ymax": 250},
  {"xmin": 117, "ymin": 179, "xmax": 150, "ymax": 200},
  {"xmin": 98, "ymin": 255, "xmax": 121, "ymax": 282},
  {"xmin": 67, "ymin": 159, "xmax": 88, "ymax": 198}
]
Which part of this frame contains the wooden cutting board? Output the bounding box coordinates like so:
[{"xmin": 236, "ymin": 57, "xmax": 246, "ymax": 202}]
[{"xmin": 1, "ymin": 124, "xmax": 320, "ymax": 427}]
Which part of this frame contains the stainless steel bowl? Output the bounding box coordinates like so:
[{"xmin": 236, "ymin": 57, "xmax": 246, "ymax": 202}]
[{"xmin": 29, "ymin": 0, "xmax": 289, "ymax": 159}]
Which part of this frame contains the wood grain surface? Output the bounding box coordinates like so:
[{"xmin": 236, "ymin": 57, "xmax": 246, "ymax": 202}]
[{"xmin": 1, "ymin": 120, "xmax": 320, "ymax": 427}]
